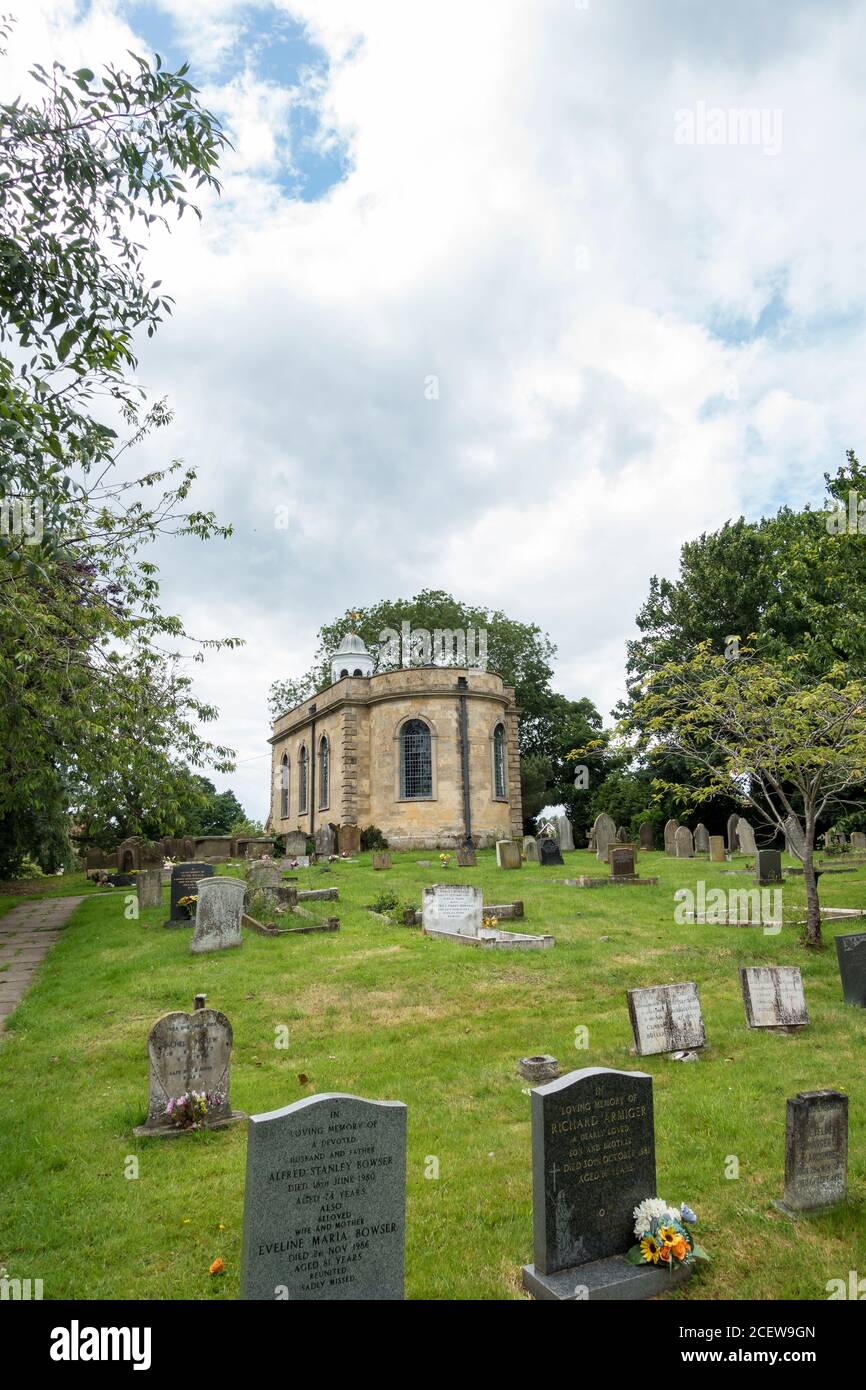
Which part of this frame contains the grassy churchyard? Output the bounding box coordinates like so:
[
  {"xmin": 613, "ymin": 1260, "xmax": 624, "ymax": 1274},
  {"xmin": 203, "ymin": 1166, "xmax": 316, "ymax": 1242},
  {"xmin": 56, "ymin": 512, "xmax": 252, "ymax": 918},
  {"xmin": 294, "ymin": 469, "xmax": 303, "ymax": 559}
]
[{"xmin": 0, "ymin": 848, "xmax": 863, "ymax": 1302}]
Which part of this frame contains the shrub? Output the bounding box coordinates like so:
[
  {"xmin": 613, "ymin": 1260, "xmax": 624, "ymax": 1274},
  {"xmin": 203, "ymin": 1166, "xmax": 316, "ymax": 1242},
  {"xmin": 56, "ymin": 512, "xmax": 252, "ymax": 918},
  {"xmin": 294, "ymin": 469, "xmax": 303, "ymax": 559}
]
[{"xmin": 361, "ymin": 825, "xmax": 389, "ymax": 851}]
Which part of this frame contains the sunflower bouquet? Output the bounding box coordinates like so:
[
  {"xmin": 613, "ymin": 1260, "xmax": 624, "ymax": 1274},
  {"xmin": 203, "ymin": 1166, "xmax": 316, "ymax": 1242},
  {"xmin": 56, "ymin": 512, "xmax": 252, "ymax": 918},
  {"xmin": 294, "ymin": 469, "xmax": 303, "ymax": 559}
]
[{"xmin": 626, "ymin": 1197, "xmax": 710, "ymax": 1271}]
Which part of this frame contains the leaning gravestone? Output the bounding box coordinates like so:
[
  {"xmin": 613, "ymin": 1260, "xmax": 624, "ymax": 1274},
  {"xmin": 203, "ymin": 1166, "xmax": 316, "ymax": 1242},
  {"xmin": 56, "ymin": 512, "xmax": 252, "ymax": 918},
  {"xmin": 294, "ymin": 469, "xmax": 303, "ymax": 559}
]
[
  {"xmin": 521, "ymin": 1067, "xmax": 688, "ymax": 1300},
  {"xmin": 240, "ymin": 1092, "xmax": 407, "ymax": 1300},
  {"xmin": 739, "ymin": 966, "xmax": 808, "ymax": 1031},
  {"xmin": 496, "ymin": 840, "xmax": 522, "ymax": 869},
  {"xmin": 593, "ymin": 813, "xmax": 616, "ymax": 863},
  {"xmin": 190, "ymin": 877, "xmax": 245, "ymax": 954},
  {"xmin": 674, "ymin": 826, "xmax": 694, "ymax": 859},
  {"xmin": 166, "ymin": 861, "xmax": 214, "ymax": 926},
  {"xmin": 523, "ymin": 836, "xmax": 539, "ymax": 863},
  {"xmin": 736, "ymin": 818, "xmax": 757, "ymax": 855},
  {"xmin": 776, "ymin": 1090, "xmax": 848, "ymax": 1218},
  {"xmin": 136, "ymin": 868, "xmax": 162, "ymax": 910},
  {"xmin": 639, "ymin": 822, "xmax": 654, "ymax": 851},
  {"xmin": 784, "ymin": 814, "xmax": 805, "ymax": 859},
  {"xmin": 663, "ymin": 819, "xmax": 679, "ymax": 856},
  {"xmin": 709, "ymin": 835, "xmax": 726, "ymax": 863},
  {"xmin": 422, "ymin": 884, "xmax": 483, "ymax": 938},
  {"xmin": 756, "ymin": 849, "xmax": 783, "ymax": 886},
  {"xmin": 694, "ymin": 824, "xmax": 710, "ymax": 854},
  {"xmin": 555, "ymin": 816, "xmax": 575, "ymax": 852},
  {"xmin": 133, "ymin": 1002, "xmax": 245, "ymax": 1137},
  {"xmin": 609, "ymin": 845, "xmax": 636, "ymax": 879},
  {"xmin": 627, "ymin": 983, "xmax": 706, "ymax": 1057},
  {"xmin": 835, "ymin": 931, "xmax": 866, "ymax": 1007},
  {"xmin": 727, "ymin": 813, "xmax": 740, "ymax": 854},
  {"xmin": 455, "ymin": 846, "xmax": 477, "ymax": 867},
  {"xmin": 538, "ymin": 836, "xmax": 564, "ymax": 868}
]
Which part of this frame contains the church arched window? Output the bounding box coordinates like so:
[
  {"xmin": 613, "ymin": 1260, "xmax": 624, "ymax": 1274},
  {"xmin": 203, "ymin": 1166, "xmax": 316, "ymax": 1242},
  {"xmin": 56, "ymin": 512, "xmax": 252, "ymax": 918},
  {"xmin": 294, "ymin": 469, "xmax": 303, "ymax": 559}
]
[
  {"xmin": 298, "ymin": 745, "xmax": 308, "ymax": 813},
  {"xmin": 280, "ymin": 753, "xmax": 289, "ymax": 819},
  {"xmin": 400, "ymin": 719, "xmax": 432, "ymax": 799},
  {"xmin": 493, "ymin": 722, "xmax": 506, "ymax": 798},
  {"xmin": 318, "ymin": 735, "xmax": 329, "ymax": 810},
  {"xmin": 340, "ymin": 668, "xmax": 349, "ymax": 679}
]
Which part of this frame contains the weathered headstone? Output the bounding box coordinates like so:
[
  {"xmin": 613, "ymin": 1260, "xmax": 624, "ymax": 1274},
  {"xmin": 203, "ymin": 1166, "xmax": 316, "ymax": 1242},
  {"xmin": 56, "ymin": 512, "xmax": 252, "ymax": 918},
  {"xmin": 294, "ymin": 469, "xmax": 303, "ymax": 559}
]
[
  {"xmin": 674, "ymin": 826, "xmax": 694, "ymax": 859},
  {"xmin": 835, "ymin": 931, "xmax": 866, "ymax": 1007},
  {"xmin": 166, "ymin": 861, "xmax": 214, "ymax": 926},
  {"xmin": 496, "ymin": 840, "xmax": 522, "ymax": 869},
  {"xmin": 538, "ymin": 836, "xmax": 564, "ymax": 868},
  {"xmin": 739, "ymin": 966, "xmax": 808, "ymax": 1030},
  {"xmin": 372, "ymin": 851, "xmax": 392, "ymax": 870},
  {"xmin": 609, "ymin": 845, "xmax": 636, "ymax": 879},
  {"xmin": 284, "ymin": 830, "xmax": 307, "ymax": 856},
  {"xmin": 639, "ymin": 822, "xmax": 654, "ymax": 851},
  {"xmin": 616, "ymin": 826, "xmax": 629, "ymax": 843},
  {"xmin": 555, "ymin": 816, "xmax": 575, "ymax": 852},
  {"xmin": 190, "ymin": 877, "xmax": 245, "ymax": 954},
  {"xmin": 136, "ymin": 868, "xmax": 162, "ymax": 910},
  {"xmin": 708, "ymin": 835, "xmax": 726, "ymax": 863},
  {"xmin": 851, "ymin": 831, "xmax": 866, "ymax": 852},
  {"xmin": 593, "ymin": 813, "xmax": 617, "ymax": 863},
  {"xmin": 521, "ymin": 1068, "xmax": 686, "ymax": 1301},
  {"xmin": 627, "ymin": 983, "xmax": 706, "ymax": 1056},
  {"xmin": 727, "ymin": 813, "xmax": 740, "ymax": 854},
  {"xmin": 663, "ymin": 819, "xmax": 679, "ymax": 856},
  {"xmin": 455, "ymin": 846, "xmax": 477, "ymax": 867},
  {"xmin": 756, "ymin": 849, "xmax": 782, "ymax": 885},
  {"xmin": 523, "ymin": 836, "xmax": 539, "ymax": 863},
  {"xmin": 247, "ymin": 861, "xmax": 281, "ymax": 892},
  {"xmin": 736, "ymin": 818, "xmax": 757, "ymax": 855},
  {"xmin": 694, "ymin": 824, "xmax": 710, "ymax": 854},
  {"xmin": 314, "ymin": 824, "xmax": 334, "ymax": 857},
  {"xmin": 240, "ymin": 1092, "xmax": 407, "ymax": 1300},
  {"xmin": 784, "ymin": 814, "xmax": 805, "ymax": 859},
  {"xmin": 338, "ymin": 824, "xmax": 361, "ymax": 855},
  {"xmin": 777, "ymin": 1091, "xmax": 848, "ymax": 1217},
  {"xmin": 133, "ymin": 1004, "xmax": 244, "ymax": 1137},
  {"xmin": 422, "ymin": 884, "xmax": 483, "ymax": 938}
]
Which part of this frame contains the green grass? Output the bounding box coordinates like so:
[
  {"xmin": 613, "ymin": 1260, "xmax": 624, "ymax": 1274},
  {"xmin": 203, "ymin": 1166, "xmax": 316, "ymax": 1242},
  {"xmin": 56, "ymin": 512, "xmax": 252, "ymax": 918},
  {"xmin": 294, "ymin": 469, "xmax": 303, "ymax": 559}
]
[{"xmin": 0, "ymin": 849, "xmax": 864, "ymax": 1301}]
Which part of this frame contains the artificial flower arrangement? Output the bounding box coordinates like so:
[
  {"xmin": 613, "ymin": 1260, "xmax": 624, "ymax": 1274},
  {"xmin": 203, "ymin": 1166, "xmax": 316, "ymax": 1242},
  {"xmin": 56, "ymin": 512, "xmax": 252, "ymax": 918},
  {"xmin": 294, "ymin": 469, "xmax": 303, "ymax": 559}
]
[
  {"xmin": 626, "ymin": 1197, "xmax": 710, "ymax": 1270},
  {"xmin": 439, "ymin": 853, "xmax": 451, "ymax": 867},
  {"xmin": 165, "ymin": 1089, "xmax": 224, "ymax": 1130},
  {"xmin": 176, "ymin": 894, "xmax": 197, "ymax": 920},
  {"xmin": 482, "ymin": 915, "xmax": 498, "ymax": 930}
]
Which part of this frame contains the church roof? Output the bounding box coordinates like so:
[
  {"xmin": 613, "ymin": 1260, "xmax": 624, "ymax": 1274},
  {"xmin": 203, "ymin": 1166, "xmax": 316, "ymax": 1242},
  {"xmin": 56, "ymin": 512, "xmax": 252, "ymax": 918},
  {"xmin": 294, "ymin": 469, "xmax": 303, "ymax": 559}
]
[{"xmin": 334, "ymin": 631, "xmax": 371, "ymax": 658}]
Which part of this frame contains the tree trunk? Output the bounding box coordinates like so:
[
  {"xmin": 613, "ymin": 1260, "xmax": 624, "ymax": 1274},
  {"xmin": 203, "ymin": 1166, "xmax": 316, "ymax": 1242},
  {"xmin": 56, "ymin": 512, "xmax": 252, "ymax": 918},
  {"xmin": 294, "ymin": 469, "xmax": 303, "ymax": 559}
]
[{"xmin": 802, "ymin": 816, "xmax": 822, "ymax": 947}]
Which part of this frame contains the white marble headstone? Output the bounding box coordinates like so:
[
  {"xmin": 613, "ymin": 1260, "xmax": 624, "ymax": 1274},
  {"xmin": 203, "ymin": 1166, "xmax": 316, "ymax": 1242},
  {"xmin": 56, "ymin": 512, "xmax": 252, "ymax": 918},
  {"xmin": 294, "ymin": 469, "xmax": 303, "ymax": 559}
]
[{"xmin": 422, "ymin": 884, "xmax": 483, "ymax": 937}]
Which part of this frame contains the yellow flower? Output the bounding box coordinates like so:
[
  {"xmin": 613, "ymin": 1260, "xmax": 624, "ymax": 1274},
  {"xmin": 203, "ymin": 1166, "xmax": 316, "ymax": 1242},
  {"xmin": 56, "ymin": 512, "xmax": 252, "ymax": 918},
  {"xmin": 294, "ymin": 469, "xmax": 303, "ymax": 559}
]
[{"xmin": 640, "ymin": 1234, "xmax": 662, "ymax": 1264}]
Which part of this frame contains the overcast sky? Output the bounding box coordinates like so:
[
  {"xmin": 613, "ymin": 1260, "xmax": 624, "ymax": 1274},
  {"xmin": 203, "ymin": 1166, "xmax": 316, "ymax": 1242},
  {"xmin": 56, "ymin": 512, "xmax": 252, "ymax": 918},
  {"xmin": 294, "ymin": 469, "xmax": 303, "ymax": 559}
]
[{"xmin": 7, "ymin": 1, "xmax": 866, "ymax": 818}]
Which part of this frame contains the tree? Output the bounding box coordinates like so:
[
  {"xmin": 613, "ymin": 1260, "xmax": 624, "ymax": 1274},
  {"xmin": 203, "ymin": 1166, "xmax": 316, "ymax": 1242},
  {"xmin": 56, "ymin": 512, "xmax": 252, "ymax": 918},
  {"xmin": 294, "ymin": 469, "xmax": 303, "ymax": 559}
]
[
  {"xmin": 0, "ymin": 31, "xmax": 239, "ymax": 870},
  {"xmin": 619, "ymin": 641, "xmax": 866, "ymax": 946}
]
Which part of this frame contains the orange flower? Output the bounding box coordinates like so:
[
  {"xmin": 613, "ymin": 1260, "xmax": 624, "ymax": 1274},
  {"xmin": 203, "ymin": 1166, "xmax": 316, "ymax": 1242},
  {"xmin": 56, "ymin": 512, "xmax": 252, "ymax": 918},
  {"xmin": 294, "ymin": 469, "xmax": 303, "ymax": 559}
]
[
  {"xmin": 668, "ymin": 1236, "xmax": 688, "ymax": 1261},
  {"xmin": 209, "ymin": 1258, "xmax": 225, "ymax": 1276}
]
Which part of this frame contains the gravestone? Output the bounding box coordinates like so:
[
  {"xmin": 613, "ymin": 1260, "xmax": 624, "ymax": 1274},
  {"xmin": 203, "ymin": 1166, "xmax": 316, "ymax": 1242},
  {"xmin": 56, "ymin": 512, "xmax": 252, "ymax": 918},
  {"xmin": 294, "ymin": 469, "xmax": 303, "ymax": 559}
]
[
  {"xmin": 372, "ymin": 851, "xmax": 392, "ymax": 870},
  {"xmin": 851, "ymin": 831, "xmax": 866, "ymax": 851},
  {"xmin": 626, "ymin": 983, "xmax": 706, "ymax": 1057},
  {"xmin": 523, "ymin": 836, "xmax": 539, "ymax": 863},
  {"xmin": 593, "ymin": 813, "xmax": 616, "ymax": 863},
  {"xmin": 694, "ymin": 824, "xmax": 710, "ymax": 854},
  {"xmin": 739, "ymin": 966, "xmax": 808, "ymax": 1030},
  {"xmin": 639, "ymin": 822, "xmax": 654, "ymax": 851},
  {"xmin": 609, "ymin": 845, "xmax": 636, "ymax": 879},
  {"xmin": 422, "ymin": 884, "xmax": 483, "ymax": 937},
  {"xmin": 314, "ymin": 824, "xmax": 334, "ymax": 857},
  {"xmin": 777, "ymin": 1090, "xmax": 848, "ymax": 1217},
  {"xmin": 284, "ymin": 831, "xmax": 307, "ymax": 856},
  {"xmin": 338, "ymin": 824, "xmax": 361, "ymax": 855},
  {"xmin": 674, "ymin": 826, "xmax": 694, "ymax": 859},
  {"xmin": 136, "ymin": 868, "xmax": 162, "ymax": 910},
  {"xmin": 555, "ymin": 816, "xmax": 575, "ymax": 852},
  {"xmin": 240, "ymin": 1092, "xmax": 407, "ymax": 1300},
  {"xmin": 709, "ymin": 835, "xmax": 726, "ymax": 863},
  {"xmin": 496, "ymin": 840, "xmax": 522, "ymax": 869},
  {"xmin": 538, "ymin": 836, "xmax": 564, "ymax": 868},
  {"xmin": 190, "ymin": 878, "xmax": 245, "ymax": 954},
  {"xmin": 835, "ymin": 931, "xmax": 866, "ymax": 1007},
  {"xmin": 727, "ymin": 814, "xmax": 740, "ymax": 854},
  {"xmin": 456, "ymin": 846, "xmax": 477, "ymax": 867},
  {"xmin": 663, "ymin": 819, "xmax": 679, "ymax": 856},
  {"xmin": 616, "ymin": 826, "xmax": 629, "ymax": 844},
  {"xmin": 756, "ymin": 849, "xmax": 782, "ymax": 886},
  {"xmin": 133, "ymin": 1003, "xmax": 245, "ymax": 1137},
  {"xmin": 736, "ymin": 818, "xmax": 757, "ymax": 855},
  {"xmin": 290, "ymin": 855, "xmax": 311, "ymax": 869},
  {"xmin": 247, "ymin": 861, "xmax": 281, "ymax": 892},
  {"xmin": 521, "ymin": 1068, "xmax": 686, "ymax": 1301},
  {"xmin": 166, "ymin": 861, "xmax": 214, "ymax": 926},
  {"xmin": 784, "ymin": 814, "xmax": 805, "ymax": 859},
  {"xmin": 195, "ymin": 835, "xmax": 234, "ymax": 861}
]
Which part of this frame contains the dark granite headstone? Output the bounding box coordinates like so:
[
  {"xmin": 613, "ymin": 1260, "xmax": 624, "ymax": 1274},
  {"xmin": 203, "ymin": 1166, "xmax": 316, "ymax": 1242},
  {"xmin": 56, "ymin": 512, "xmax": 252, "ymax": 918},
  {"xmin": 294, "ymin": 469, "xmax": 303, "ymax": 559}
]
[
  {"xmin": 639, "ymin": 823, "xmax": 654, "ymax": 851},
  {"xmin": 778, "ymin": 1090, "xmax": 848, "ymax": 1216},
  {"xmin": 240, "ymin": 1092, "xmax": 407, "ymax": 1300},
  {"xmin": 609, "ymin": 846, "xmax": 636, "ymax": 878},
  {"xmin": 166, "ymin": 861, "xmax": 214, "ymax": 925},
  {"xmin": 756, "ymin": 849, "xmax": 783, "ymax": 885},
  {"xmin": 538, "ymin": 837, "xmax": 564, "ymax": 868},
  {"xmin": 835, "ymin": 931, "xmax": 866, "ymax": 1007}
]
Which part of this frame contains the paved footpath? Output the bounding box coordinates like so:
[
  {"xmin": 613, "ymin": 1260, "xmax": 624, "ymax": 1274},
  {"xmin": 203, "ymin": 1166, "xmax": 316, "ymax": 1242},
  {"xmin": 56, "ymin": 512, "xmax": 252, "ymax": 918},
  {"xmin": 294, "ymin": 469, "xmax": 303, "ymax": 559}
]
[{"xmin": 0, "ymin": 896, "xmax": 85, "ymax": 1032}]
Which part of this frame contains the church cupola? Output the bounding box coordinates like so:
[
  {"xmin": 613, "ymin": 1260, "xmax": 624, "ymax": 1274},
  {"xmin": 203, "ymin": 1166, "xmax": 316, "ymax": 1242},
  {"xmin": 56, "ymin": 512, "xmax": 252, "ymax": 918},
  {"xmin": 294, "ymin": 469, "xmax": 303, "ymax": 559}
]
[{"xmin": 331, "ymin": 631, "xmax": 374, "ymax": 683}]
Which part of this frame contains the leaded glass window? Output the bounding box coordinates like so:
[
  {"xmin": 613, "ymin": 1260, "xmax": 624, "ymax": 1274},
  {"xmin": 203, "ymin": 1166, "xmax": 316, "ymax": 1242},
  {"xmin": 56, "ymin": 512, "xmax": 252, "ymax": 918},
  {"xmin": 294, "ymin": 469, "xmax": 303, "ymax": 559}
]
[
  {"xmin": 318, "ymin": 736, "xmax": 329, "ymax": 809},
  {"xmin": 298, "ymin": 745, "xmax": 308, "ymax": 813},
  {"xmin": 493, "ymin": 723, "xmax": 506, "ymax": 798},
  {"xmin": 400, "ymin": 719, "xmax": 432, "ymax": 798}
]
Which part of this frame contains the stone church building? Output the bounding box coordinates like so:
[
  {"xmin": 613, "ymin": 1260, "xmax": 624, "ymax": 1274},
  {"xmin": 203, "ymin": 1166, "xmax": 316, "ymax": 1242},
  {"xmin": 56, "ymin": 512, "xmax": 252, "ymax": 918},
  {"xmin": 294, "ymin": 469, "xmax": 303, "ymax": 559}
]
[{"xmin": 269, "ymin": 631, "xmax": 523, "ymax": 849}]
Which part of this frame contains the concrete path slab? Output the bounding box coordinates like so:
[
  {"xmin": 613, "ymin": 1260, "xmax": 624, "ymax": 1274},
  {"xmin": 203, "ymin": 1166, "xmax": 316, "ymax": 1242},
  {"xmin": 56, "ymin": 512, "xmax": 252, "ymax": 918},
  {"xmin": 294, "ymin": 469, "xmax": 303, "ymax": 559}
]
[{"xmin": 0, "ymin": 896, "xmax": 85, "ymax": 1034}]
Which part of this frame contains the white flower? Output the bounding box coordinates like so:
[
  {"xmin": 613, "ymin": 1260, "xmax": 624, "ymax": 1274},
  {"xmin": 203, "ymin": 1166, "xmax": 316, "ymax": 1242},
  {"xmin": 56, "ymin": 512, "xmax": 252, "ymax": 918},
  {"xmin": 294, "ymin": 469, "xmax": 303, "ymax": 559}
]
[{"xmin": 632, "ymin": 1196, "xmax": 679, "ymax": 1237}]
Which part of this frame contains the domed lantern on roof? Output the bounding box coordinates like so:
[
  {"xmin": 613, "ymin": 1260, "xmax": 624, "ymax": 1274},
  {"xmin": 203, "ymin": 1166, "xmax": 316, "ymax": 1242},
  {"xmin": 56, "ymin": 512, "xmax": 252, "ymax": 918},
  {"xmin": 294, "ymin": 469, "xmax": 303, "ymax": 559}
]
[{"xmin": 331, "ymin": 628, "xmax": 374, "ymax": 683}]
